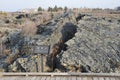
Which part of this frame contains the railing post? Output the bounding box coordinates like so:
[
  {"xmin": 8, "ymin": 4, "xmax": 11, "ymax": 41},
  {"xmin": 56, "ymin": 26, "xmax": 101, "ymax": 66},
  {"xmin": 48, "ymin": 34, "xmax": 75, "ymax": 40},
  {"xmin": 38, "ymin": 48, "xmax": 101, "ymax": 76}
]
[
  {"xmin": 35, "ymin": 61, "xmax": 38, "ymax": 72},
  {"xmin": 41, "ymin": 54, "xmax": 43, "ymax": 72},
  {"xmin": 33, "ymin": 45, "xmax": 50, "ymax": 72}
]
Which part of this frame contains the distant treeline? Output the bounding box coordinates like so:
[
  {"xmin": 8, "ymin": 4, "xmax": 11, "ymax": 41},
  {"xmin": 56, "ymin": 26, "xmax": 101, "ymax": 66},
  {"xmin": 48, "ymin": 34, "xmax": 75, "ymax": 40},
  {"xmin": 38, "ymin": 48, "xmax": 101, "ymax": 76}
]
[{"xmin": 38, "ymin": 5, "xmax": 68, "ymax": 12}]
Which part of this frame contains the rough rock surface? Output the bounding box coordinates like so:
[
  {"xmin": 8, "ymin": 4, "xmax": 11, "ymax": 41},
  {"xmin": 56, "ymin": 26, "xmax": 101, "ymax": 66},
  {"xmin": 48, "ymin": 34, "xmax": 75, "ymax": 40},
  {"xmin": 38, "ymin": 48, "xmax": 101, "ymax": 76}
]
[
  {"xmin": 0, "ymin": 10, "xmax": 120, "ymax": 73},
  {"xmin": 59, "ymin": 15, "xmax": 120, "ymax": 73},
  {"xmin": 0, "ymin": 27, "xmax": 24, "ymax": 71}
]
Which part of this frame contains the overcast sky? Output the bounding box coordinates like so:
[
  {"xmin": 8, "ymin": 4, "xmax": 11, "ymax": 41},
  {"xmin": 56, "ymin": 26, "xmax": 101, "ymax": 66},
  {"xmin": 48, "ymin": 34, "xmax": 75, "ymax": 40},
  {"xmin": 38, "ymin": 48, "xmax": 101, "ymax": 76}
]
[{"xmin": 0, "ymin": 0, "xmax": 120, "ymax": 12}]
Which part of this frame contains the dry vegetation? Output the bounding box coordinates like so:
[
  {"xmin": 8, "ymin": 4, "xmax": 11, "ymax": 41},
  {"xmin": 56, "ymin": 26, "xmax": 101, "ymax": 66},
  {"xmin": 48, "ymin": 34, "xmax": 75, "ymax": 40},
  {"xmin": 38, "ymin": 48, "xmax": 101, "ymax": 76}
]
[
  {"xmin": 2, "ymin": 49, "xmax": 11, "ymax": 57},
  {"xmin": 75, "ymin": 8, "xmax": 120, "ymax": 18},
  {"xmin": 0, "ymin": 11, "xmax": 7, "ymax": 16},
  {"xmin": 21, "ymin": 20, "xmax": 37, "ymax": 37}
]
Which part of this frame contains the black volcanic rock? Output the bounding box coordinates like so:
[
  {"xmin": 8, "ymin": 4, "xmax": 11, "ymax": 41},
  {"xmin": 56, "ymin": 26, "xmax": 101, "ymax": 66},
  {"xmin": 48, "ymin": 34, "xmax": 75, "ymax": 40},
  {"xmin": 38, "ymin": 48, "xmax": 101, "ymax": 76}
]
[{"xmin": 59, "ymin": 15, "xmax": 120, "ymax": 73}]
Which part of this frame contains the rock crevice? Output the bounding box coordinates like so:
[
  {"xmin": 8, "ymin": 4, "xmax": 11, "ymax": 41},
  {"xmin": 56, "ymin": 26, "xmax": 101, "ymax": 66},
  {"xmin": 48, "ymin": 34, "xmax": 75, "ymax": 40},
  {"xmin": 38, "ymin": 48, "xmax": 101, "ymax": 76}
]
[{"xmin": 46, "ymin": 22, "xmax": 77, "ymax": 71}]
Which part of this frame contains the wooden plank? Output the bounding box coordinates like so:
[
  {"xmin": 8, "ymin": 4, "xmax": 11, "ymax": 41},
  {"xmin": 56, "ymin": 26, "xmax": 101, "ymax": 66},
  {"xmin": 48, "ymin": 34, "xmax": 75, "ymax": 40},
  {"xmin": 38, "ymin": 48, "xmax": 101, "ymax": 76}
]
[
  {"xmin": 61, "ymin": 77, "xmax": 68, "ymax": 80},
  {"xmin": 41, "ymin": 76, "xmax": 46, "ymax": 80},
  {"xmin": 13, "ymin": 76, "xmax": 23, "ymax": 80},
  {"xmin": 23, "ymin": 76, "xmax": 35, "ymax": 80},
  {"xmin": 68, "ymin": 73, "xmax": 120, "ymax": 77},
  {"xmin": 32, "ymin": 76, "xmax": 38, "ymax": 80},
  {"xmin": 0, "ymin": 77, "xmax": 7, "ymax": 80},
  {"xmin": 82, "ymin": 77, "xmax": 88, "ymax": 80},
  {"xmin": 71, "ymin": 76, "xmax": 77, "ymax": 80},
  {"xmin": 87, "ymin": 77, "xmax": 93, "ymax": 80},
  {"xmin": 56, "ymin": 77, "xmax": 61, "ymax": 80},
  {"xmin": 0, "ymin": 76, "xmax": 120, "ymax": 80},
  {"xmin": 98, "ymin": 77, "xmax": 105, "ymax": 80},
  {"xmin": 0, "ymin": 73, "xmax": 120, "ymax": 80},
  {"xmin": 0, "ymin": 76, "xmax": 43, "ymax": 80},
  {"xmin": 115, "ymin": 77, "xmax": 120, "ymax": 80},
  {"xmin": 46, "ymin": 77, "xmax": 51, "ymax": 80},
  {"xmin": 65, "ymin": 77, "xmax": 69, "ymax": 80},
  {"xmin": 76, "ymin": 77, "xmax": 82, "ymax": 80},
  {"xmin": 67, "ymin": 77, "xmax": 71, "ymax": 80},
  {"xmin": 50, "ymin": 76, "xmax": 56, "ymax": 80},
  {"xmin": 0, "ymin": 77, "xmax": 9, "ymax": 80},
  {"xmin": 2, "ymin": 76, "xmax": 18, "ymax": 80},
  {"xmin": 109, "ymin": 77, "xmax": 116, "ymax": 80},
  {"xmin": 34, "ymin": 76, "xmax": 41, "ymax": 80},
  {"xmin": 104, "ymin": 77, "xmax": 110, "ymax": 80},
  {"xmin": 93, "ymin": 77, "xmax": 99, "ymax": 80}
]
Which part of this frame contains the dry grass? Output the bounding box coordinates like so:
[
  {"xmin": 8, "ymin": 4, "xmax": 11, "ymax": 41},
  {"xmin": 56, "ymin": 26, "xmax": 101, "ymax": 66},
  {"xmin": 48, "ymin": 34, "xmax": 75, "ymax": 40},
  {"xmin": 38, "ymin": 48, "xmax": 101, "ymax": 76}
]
[
  {"xmin": 21, "ymin": 20, "xmax": 37, "ymax": 37},
  {"xmin": 2, "ymin": 49, "xmax": 11, "ymax": 56},
  {"xmin": 0, "ymin": 11, "xmax": 7, "ymax": 17},
  {"xmin": 73, "ymin": 8, "xmax": 120, "ymax": 19}
]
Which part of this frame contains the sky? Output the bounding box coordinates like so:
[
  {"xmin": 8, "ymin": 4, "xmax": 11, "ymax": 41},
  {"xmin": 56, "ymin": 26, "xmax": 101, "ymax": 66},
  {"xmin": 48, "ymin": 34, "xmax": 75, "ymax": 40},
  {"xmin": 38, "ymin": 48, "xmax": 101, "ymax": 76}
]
[{"xmin": 0, "ymin": 0, "xmax": 120, "ymax": 12}]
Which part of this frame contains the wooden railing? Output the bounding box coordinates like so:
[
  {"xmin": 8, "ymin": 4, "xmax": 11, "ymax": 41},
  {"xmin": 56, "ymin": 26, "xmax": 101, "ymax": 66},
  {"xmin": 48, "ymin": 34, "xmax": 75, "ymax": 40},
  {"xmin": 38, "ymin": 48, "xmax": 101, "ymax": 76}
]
[{"xmin": 0, "ymin": 72, "xmax": 120, "ymax": 77}]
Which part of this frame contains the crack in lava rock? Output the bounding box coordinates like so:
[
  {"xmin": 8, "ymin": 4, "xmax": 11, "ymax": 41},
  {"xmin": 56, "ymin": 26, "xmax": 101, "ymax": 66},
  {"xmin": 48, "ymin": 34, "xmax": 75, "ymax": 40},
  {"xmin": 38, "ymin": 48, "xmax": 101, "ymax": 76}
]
[{"xmin": 46, "ymin": 22, "xmax": 77, "ymax": 71}]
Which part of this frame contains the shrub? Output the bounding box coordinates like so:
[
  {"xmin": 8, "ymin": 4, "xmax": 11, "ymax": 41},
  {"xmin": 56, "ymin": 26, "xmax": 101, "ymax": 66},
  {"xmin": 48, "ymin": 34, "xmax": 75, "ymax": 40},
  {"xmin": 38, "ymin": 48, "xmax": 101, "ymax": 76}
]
[
  {"xmin": 20, "ymin": 45, "xmax": 32, "ymax": 55},
  {"xmin": 2, "ymin": 49, "xmax": 11, "ymax": 57},
  {"xmin": 21, "ymin": 21, "xmax": 37, "ymax": 37},
  {"xmin": 48, "ymin": 6, "xmax": 60, "ymax": 12},
  {"xmin": 0, "ymin": 11, "xmax": 7, "ymax": 16},
  {"xmin": 64, "ymin": 6, "xmax": 68, "ymax": 12},
  {"xmin": 38, "ymin": 7, "xmax": 43, "ymax": 11},
  {"xmin": 48, "ymin": 7, "xmax": 53, "ymax": 12},
  {"xmin": 58, "ymin": 7, "xmax": 63, "ymax": 11},
  {"xmin": 6, "ymin": 53, "xmax": 19, "ymax": 64},
  {"xmin": 53, "ymin": 5, "xmax": 58, "ymax": 12}
]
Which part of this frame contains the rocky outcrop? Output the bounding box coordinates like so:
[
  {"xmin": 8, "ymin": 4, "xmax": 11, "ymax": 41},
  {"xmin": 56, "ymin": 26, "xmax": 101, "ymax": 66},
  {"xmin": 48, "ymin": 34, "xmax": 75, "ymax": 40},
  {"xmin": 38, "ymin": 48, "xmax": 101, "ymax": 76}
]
[
  {"xmin": 0, "ymin": 10, "xmax": 120, "ymax": 73},
  {"xmin": 46, "ymin": 22, "xmax": 77, "ymax": 71},
  {"xmin": 8, "ymin": 11, "xmax": 77, "ymax": 72},
  {"xmin": 0, "ymin": 28, "xmax": 25, "ymax": 72},
  {"xmin": 58, "ymin": 15, "xmax": 120, "ymax": 73}
]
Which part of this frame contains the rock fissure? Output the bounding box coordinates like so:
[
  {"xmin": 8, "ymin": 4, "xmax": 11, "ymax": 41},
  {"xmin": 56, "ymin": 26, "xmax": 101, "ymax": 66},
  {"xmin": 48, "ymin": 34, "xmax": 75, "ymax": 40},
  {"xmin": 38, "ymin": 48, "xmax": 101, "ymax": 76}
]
[{"xmin": 46, "ymin": 22, "xmax": 77, "ymax": 71}]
